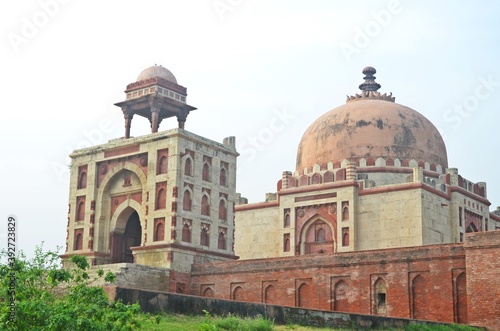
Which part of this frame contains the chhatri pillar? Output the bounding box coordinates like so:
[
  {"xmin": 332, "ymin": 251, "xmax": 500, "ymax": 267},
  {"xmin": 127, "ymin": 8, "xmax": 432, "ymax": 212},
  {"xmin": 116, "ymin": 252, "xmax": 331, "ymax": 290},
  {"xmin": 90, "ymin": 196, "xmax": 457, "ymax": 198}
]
[{"xmin": 114, "ymin": 65, "xmax": 197, "ymax": 138}]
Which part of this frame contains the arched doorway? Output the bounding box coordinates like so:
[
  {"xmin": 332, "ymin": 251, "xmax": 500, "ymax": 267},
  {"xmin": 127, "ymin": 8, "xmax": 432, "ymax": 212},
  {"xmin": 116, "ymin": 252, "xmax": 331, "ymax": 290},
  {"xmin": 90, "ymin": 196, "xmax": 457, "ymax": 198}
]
[
  {"xmin": 111, "ymin": 210, "xmax": 141, "ymax": 263},
  {"xmin": 300, "ymin": 217, "xmax": 336, "ymax": 254}
]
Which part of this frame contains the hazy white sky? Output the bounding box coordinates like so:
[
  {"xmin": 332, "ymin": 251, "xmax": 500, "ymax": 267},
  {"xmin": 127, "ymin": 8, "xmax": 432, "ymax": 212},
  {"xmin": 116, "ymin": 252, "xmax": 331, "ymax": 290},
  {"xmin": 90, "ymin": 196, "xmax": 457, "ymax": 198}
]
[{"xmin": 1, "ymin": 0, "xmax": 500, "ymax": 257}]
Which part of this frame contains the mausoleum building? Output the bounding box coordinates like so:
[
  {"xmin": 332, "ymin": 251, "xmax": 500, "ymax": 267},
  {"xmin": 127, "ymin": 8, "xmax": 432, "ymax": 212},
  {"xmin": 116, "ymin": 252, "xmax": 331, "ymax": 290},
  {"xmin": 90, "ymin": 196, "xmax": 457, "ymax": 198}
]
[{"xmin": 61, "ymin": 65, "xmax": 500, "ymax": 330}]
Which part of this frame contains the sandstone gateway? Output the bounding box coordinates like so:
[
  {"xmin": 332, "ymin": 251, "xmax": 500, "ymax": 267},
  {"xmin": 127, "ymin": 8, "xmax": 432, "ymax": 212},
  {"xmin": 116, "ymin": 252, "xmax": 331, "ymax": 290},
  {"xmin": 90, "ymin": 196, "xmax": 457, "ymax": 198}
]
[{"xmin": 61, "ymin": 66, "xmax": 500, "ymax": 330}]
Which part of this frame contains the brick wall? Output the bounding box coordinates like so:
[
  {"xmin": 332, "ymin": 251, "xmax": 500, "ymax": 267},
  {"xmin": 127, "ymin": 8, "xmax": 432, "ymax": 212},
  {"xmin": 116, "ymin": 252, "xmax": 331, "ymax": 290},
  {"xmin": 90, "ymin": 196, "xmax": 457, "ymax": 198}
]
[
  {"xmin": 464, "ymin": 230, "xmax": 500, "ymax": 330},
  {"xmin": 190, "ymin": 244, "xmax": 467, "ymax": 323},
  {"xmin": 104, "ymin": 286, "xmax": 455, "ymax": 329}
]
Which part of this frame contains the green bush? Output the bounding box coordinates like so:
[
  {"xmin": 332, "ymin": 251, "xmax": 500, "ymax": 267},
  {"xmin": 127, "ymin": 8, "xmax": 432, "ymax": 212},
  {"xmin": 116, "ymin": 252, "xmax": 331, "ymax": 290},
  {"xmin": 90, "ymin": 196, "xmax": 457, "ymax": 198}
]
[{"xmin": 0, "ymin": 245, "xmax": 141, "ymax": 330}]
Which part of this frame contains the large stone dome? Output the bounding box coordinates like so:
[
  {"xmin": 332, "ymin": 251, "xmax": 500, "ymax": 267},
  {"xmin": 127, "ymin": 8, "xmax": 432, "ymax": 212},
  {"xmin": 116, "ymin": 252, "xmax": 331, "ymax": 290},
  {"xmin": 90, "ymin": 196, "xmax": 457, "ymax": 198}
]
[
  {"xmin": 296, "ymin": 67, "xmax": 448, "ymax": 172},
  {"xmin": 136, "ymin": 65, "xmax": 177, "ymax": 83}
]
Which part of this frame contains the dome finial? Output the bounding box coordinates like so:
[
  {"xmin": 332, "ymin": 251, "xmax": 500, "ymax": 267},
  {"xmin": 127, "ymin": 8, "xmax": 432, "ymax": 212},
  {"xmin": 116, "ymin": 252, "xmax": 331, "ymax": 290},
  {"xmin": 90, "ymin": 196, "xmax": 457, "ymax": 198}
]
[
  {"xmin": 359, "ymin": 66, "xmax": 381, "ymax": 92},
  {"xmin": 346, "ymin": 67, "xmax": 394, "ymax": 103}
]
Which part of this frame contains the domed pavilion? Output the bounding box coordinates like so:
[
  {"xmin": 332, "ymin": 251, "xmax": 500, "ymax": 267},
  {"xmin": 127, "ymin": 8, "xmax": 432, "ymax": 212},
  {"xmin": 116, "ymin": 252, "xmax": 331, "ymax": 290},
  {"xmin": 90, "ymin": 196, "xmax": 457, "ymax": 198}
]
[
  {"xmin": 235, "ymin": 67, "xmax": 499, "ymax": 258},
  {"xmin": 114, "ymin": 65, "xmax": 197, "ymax": 138}
]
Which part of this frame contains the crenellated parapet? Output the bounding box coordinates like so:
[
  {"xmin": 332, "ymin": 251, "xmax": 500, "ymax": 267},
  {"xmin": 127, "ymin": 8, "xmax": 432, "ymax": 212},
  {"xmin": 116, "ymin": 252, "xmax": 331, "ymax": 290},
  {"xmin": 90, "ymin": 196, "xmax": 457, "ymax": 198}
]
[
  {"xmin": 444, "ymin": 168, "xmax": 487, "ymax": 198},
  {"xmin": 279, "ymin": 155, "xmax": 494, "ymax": 200},
  {"xmin": 296, "ymin": 156, "xmax": 446, "ymax": 180},
  {"xmin": 346, "ymin": 91, "xmax": 395, "ymax": 103}
]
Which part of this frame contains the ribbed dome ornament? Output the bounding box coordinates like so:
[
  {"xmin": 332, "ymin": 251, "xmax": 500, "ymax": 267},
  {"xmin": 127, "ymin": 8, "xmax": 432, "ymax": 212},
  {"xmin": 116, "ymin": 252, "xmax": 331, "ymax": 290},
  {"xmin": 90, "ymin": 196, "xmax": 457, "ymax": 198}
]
[
  {"xmin": 346, "ymin": 66, "xmax": 395, "ymax": 103},
  {"xmin": 359, "ymin": 66, "xmax": 381, "ymax": 91}
]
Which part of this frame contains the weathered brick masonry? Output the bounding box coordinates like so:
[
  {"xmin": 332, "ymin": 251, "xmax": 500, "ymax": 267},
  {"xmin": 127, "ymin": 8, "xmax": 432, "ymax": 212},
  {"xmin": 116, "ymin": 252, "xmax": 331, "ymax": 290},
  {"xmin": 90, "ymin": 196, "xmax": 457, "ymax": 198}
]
[
  {"xmin": 190, "ymin": 231, "xmax": 500, "ymax": 330},
  {"xmin": 464, "ymin": 231, "xmax": 500, "ymax": 330}
]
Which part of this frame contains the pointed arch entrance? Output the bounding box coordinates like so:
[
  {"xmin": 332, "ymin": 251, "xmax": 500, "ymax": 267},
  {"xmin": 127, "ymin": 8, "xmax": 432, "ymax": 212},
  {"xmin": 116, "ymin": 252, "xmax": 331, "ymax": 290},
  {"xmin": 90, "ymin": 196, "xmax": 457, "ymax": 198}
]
[
  {"xmin": 110, "ymin": 207, "xmax": 142, "ymax": 263},
  {"xmin": 299, "ymin": 215, "xmax": 336, "ymax": 255}
]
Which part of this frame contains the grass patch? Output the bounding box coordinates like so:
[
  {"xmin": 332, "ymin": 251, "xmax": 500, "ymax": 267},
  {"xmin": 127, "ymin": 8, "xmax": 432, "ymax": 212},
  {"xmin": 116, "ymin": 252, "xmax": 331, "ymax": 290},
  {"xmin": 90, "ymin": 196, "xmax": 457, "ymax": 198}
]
[
  {"xmin": 138, "ymin": 313, "xmax": 206, "ymax": 331},
  {"xmin": 137, "ymin": 312, "xmax": 484, "ymax": 331},
  {"xmin": 138, "ymin": 312, "xmax": 274, "ymax": 331},
  {"xmin": 404, "ymin": 324, "xmax": 482, "ymax": 331}
]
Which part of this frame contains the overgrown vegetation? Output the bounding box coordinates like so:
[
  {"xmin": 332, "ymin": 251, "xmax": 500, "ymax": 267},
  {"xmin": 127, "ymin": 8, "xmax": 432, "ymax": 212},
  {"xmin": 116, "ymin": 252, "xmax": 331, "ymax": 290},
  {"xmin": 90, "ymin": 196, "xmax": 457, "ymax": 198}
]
[
  {"xmin": 0, "ymin": 246, "xmax": 484, "ymax": 331},
  {"xmin": 137, "ymin": 312, "xmax": 483, "ymax": 331},
  {"xmin": 0, "ymin": 245, "xmax": 141, "ymax": 330},
  {"xmin": 199, "ymin": 310, "xmax": 274, "ymax": 331}
]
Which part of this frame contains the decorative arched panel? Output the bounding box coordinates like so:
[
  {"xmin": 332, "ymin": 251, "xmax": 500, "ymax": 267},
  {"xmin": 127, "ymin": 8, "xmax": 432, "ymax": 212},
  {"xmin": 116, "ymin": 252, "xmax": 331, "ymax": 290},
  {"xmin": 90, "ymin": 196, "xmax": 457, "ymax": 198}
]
[
  {"xmin": 219, "ymin": 199, "xmax": 227, "ymax": 220},
  {"xmin": 201, "ymin": 195, "xmax": 210, "ymax": 216},
  {"xmin": 203, "ymin": 287, "xmax": 214, "ymax": 298},
  {"xmin": 183, "ymin": 190, "xmax": 192, "ymax": 211},
  {"xmin": 411, "ymin": 275, "xmax": 428, "ymax": 319},
  {"xmin": 374, "ymin": 278, "xmax": 387, "ymax": 316},
  {"xmin": 202, "ymin": 163, "xmax": 211, "ymax": 182},
  {"xmin": 333, "ymin": 280, "xmax": 350, "ymax": 312},
  {"xmin": 298, "ymin": 283, "xmax": 311, "ymax": 308},
  {"xmin": 265, "ymin": 285, "xmax": 276, "ymax": 304},
  {"xmin": 158, "ymin": 156, "xmax": 168, "ymax": 174},
  {"xmin": 74, "ymin": 230, "xmax": 83, "ymax": 251},
  {"xmin": 233, "ymin": 286, "xmax": 244, "ymax": 301},
  {"xmin": 200, "ymin": 223, "xmax": 210, "ymax": 247},
  {"xmin": 154, "ymin": 218, "xmax": 165, "ymax": 242},
  {"xmin": 182, "ymin": 219, "xmax": 192, "ymax": 243},
  {"xmin": 218, "ymin": 228, "xmax": 227, "ymax": 250},
  {"xmin": 78, "ymin": 172, "xmax": 87, "ymax": 189},
  {"xmin": 156, "ymin": 188, "xmax": 166, "ymax": 210},
  {"xmin": 184, "ymin": 157, "xmax": 193, "ymax": 176},
  {"xmin": 456, "ymin": 272, "xmax": 467, "ymax": 324},
  {"xmin": 219, "ymin": 167, "xmax": 227, "ymax": 186}
]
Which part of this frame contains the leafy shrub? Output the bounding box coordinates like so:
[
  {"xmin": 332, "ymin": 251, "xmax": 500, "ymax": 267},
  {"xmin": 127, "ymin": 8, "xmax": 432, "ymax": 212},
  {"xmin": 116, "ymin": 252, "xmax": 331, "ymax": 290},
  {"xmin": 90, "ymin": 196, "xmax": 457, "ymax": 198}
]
[{"xmin": 0, "ymin": 245, "xmax": 141, "ymax": 330}]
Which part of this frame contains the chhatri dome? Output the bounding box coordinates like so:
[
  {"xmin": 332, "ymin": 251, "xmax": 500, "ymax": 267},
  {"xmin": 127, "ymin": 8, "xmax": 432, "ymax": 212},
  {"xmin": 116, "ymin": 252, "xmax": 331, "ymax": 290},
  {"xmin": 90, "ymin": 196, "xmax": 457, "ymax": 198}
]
[
  {"xmin": 115, "ymin": 64, "xmax": 196, "ymax": 137},
  {"xmin": 296, "ymin": 67, "xmax": 448, "ymax": 172},
  {"xmin": 136, "ymin": 65, "xmax": 177, "ymax": 83}
]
